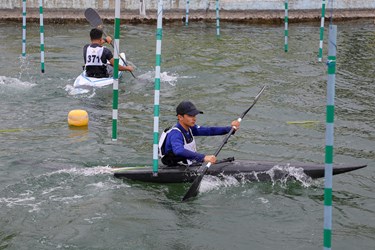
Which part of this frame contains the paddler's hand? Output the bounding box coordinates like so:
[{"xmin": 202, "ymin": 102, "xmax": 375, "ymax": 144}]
[
  {"xmin": 231, "ymin": 120, "xmax": 240, "ymax": 131},
  {"xmin": 125, "ymin": 65, "xmax": 134, "ymax": 72},
  {"xmin": 118, "ymin": 65, "xmax": 134, "ymax": 72},
  {"xmin": 204, "ymin": 155, "xmax": 217, "ymax": 164},
  {"xmin": 104, "ymin": 36, "xmax": 112, "ymax": 44}
]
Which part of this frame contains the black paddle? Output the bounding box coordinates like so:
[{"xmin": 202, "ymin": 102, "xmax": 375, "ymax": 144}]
[
  {"xmin": 84, "ymin": 8, "xmax": 136, "ymax": 79},
  {"xmin": 182, "ymin": 85, "xmax": 266, "ymax": 201}
]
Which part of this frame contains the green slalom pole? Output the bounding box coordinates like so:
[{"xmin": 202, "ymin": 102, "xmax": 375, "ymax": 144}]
[
  {"xmin": 318, "ymin": 0, "xmax": 326, "ymax": 62},
  {"xmin": 284, "ymin": 0, "xmax": 288, "ymax": 52},
  {"xmin": 112, "ymin": 0, "xmax": 121, "ymax": 141},
  {"xmin": 323, "ymin": 24, "xmax": 337, "ymax": 250},
  {"xmin": 152, "ymin": 0, "xmax": 163, "ymax": 176},
  {"xmin": 39, "ymin": 0, "xmax": 45, "ymax": 73},
  {"xmin": 185, "ymin": 0, "xmax": 189, "ymax": 26},
  {"xmin": 22, "ymin": 0, "xmax": 26, "ymax": 58},
  {"xmin": 216, "ymin": 0, "xmax": 220, "ymax": 37}
]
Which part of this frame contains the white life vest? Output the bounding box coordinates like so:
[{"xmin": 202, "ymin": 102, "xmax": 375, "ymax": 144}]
[
  {"xmin": 158, "ymin": 126, "xmax": 197, "ymax": 165},
  {"xmin": 85, "ymin": 46, "xmax": 105, "ymax": 67}
]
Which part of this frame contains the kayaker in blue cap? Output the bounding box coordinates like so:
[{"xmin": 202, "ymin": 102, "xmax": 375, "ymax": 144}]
[
  {"xmin": 159, "ymin": 101, "xmax": 240, "ymax": 166},
  {"xmin": 83, "ymin": 28, "xmax": 133, "ymax": 78}
]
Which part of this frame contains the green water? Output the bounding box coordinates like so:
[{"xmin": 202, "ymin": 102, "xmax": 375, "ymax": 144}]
[{"xmin": 0, "ymin": 19, "xmax": 374, "ymax": 249}]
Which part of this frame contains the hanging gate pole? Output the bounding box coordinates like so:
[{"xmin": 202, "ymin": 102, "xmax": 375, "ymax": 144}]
[
  {"xmin": 152, "ymin": 0, "xmax": 164, "ymax": 176},
  {"xmin": 112, "ymin": 0, "xmax": 121, "ymax": 141},
  {"xmin": 39, "ymin": 0, "xmax": 45, "ymax": 73},
  {"xmin": 284, "ymin": 0, "xmax": 289, "ymax": 52},
  {"xmin": 22, "ymin": 0, "xmax": 27, "ymax": 58},
  {"xmin": 185, "ymin": 0, "xmax": 189, "ymax": 26},
  {"xmin": 323, "ymin": 24, "xmax": 337, "ymax": 250},
  {"xmin": 318, "ymin": 0, "xmax": 326, "ymax": 62}
]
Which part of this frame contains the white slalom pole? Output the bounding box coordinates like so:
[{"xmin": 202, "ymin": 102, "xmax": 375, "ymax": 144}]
[
  {"xmin": 22, "ymin": 0, "xmax": 27, "ymax": 58},
  {"xmin": 216, "ymin": 0, "xmax": 220, "ymax": 37},
  {"xmin": 185, "ymin": 0, "xmax": 189, "ymax": 26},
  {"xmin": 140, "ymin": 0, "xmax": 146, "ymax": 16}
]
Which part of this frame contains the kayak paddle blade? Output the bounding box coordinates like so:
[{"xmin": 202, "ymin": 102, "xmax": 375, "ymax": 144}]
[
  {"xmin": 84, "ymin": 8, "xmax": 104, "ymax": 29},
  {"xmin": 182, "ymin": 173, "xmax": 204, "ymax": 201}
]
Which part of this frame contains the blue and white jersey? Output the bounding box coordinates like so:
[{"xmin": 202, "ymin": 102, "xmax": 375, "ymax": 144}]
[{"xmin": 160, "ymin": 122, "xmax": 231, "ymax": 166}]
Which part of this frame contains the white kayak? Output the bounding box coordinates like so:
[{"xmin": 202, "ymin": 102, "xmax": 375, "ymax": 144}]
[{"xmin": 73, "ymin": 53, "xmax": 126, "ymax": 88}]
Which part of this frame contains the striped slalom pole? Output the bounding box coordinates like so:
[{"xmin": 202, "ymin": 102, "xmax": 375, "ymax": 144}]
[
  {"xmin": 323, "ymin": 24, "xmax": 337, "ymax": 250},
  {"xmin": 39, "ymin": 0, "xmax": 45, "ymax": 73},
  {"xmin": 112, "ymin": 0, "xmax": 121, "ymax": 141},
  {"xmin": 284, "ymin": 0, "xmax": 288, "ymax": 52},
  {"xmin": 139, "ymin": 0, "xmax": 146, "ymax": 16},
  {"xmin": 216, "ymin": 0, "xmax": 220, "ymax": 37},
  {"xmin": 152, "ymin": 0, "xmax": 163, "ymax": 176},
  {"xmin": 22, "ymin": 0, "xmax": 27, "ymax": 58},
  {"xmin": 318, "ymin": 0, "xmax": 326, "ymax": 62},
  {"xmin": 185, "ymin": 0, "xmax": 189, "ymax": 26}
]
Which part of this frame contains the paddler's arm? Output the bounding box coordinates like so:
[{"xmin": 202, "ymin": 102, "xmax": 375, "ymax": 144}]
[
  {"xmin": 103, "ymin": 36, "xmax": 134, "ymax": 73},
  {"xmin": 191, "ymin": 120, "xmax": 240, "ymax": 136},
  {"xmin": 169, "ymin": 131, "xmax": 212, "ymax": 164},
  {"xmin": 108, "ymin": 58, "xmax": 134, "ymax": 72}
]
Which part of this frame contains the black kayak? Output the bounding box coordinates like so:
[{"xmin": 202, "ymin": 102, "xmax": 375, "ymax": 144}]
[{"xmin": 112, "ymin": 157, "xmax": 367, "ymax": 183}]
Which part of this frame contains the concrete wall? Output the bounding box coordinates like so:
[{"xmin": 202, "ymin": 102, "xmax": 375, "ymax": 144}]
[{"xmin": 2, "ymin": 0, "xmax": 375, "ymax": 10}]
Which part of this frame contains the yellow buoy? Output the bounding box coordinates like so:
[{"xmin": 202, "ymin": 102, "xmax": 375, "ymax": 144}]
[{"xmin": 68, "ymin": 109, "xmax": 89, "ymax": 127}]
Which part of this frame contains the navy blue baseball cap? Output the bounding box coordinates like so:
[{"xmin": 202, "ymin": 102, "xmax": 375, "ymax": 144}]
[{"xmin": 176, "ymin": 101, "xmax": 203, "ymax": 116}]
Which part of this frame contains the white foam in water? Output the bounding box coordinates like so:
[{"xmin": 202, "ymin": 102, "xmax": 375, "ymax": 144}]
[
  {"xmin": 0, "ymin": 76, "xmax": 36, "ymax": 88},
  {"xmin": 258, "ymin": 197, "xmax": 270, "ymax": 204},
  {"xmin": 64, "ymin": 84, "xmax": 93, "ymax": 96},
  {"xmin": 41, "ymin": 186, "xmax": 64, "ymax": 195},
  {"xmin": 86, "ymin": 180, "xmax": 130, "ymax": 191},
  {"xmin": 137, "ymin": 71, "xmax": 194, "ymax": 86},
  {"xmin": 199, "ymin": 175, "xmax": 240, "ymax": 193},
  {"xmin": 160, "ymin": 72, "xmax": 178, "ymax": 85},
  {"xmin": 197, "ymin": 164, "xmax": 314, "ymax": 195},
  {"xmin": 84, "ymin": 213, "xmax": 106, "ymax": 224},
  {"xmin": 0, "ymin": 196, "xmax": 40, "ymax": 213},
  {"xmin": 49, "ymin": 166, "xmax": 114, "ymax": 176},
  {"xmin": 265, "ymin": 164, "xmax": 313, "ymax": 187},
  {"xmin": 0, "ymin": 166, "xmax": 128, "ymax": 213},
  {"xmin": 49, "ymin": 195, "xmax": 83, "ymax": 203}
]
